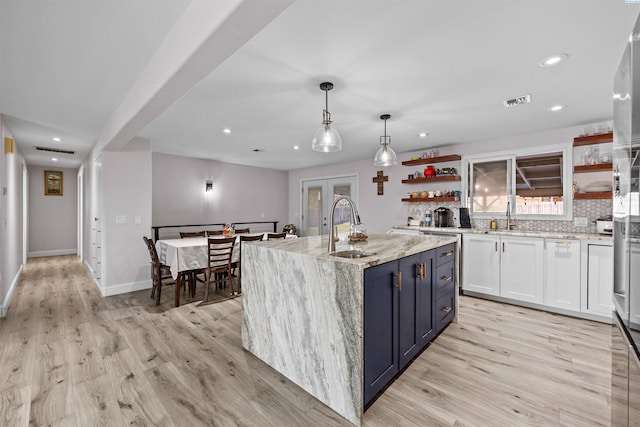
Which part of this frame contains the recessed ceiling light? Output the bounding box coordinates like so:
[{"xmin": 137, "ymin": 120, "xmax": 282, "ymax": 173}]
[
  {"xmin": 549, "ymin": 105, "xmax": 565, "ymax": 112},
  {"xmin": 292, "ymin": 145, "xmax": 300, "ymax": 150},
  {"xmin": 222, "ymin": 128, "xmax": 231, "ymax": 134},
  {"xmin": 51, "ymin": 158, "xmax": 58, "ymax": 162},
  {"xmin": 540, "ymin": 53, "xmax": 568, "ymax": 67},
  {"xmin": 418, "ymin": 132, "xmax": 428, "ymax": 138},
  {"xmin": 52, "ymin": 136, "xmax": 62, "ymax": 142}
]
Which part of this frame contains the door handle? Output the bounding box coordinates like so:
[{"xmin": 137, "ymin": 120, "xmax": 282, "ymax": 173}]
[
  {"xmin": 395, "ymin": 271, "xmax": 402, "ymax": 292},
  {"xmin": 502, "ymin": 242, "xmax": 505, "ymax": 252},
  {"xmin": 440, "ymin": 275, "xmax": 453, "ymax": 282}
]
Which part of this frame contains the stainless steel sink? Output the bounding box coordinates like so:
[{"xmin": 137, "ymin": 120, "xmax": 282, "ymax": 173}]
[{"xmin": 330, "ymin": 250, "xmax": 376, "ymax": 259}]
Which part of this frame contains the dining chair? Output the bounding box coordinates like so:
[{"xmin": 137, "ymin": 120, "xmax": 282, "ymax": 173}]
[
  {"xmin": 206, "ymin": 229, "xmax": 224, "ymax": 236},
  {"xmin": 204, "ymin": 237, "xmax": 236, "ymax": 301},
  {"xmin": 237, "ymin": 234, "xmax": 264, "ymax": 294},
  {"xmin": 234, "ymin": 227, "xmax": 250, "ymax": 234},
  {"xmin": 180, "ymin": 231, "xmax": 205, "ymax": 238},
  {"xmin": 143, "ymin": 236, "xmax": 176, "ymax": 306},
  {"xmin": 267, "ymin": 232, "xmax": 287, "ymax": 240},
  {"xmin": 179, "ymin": 231, "xmax": 206, "ymax": 292}
]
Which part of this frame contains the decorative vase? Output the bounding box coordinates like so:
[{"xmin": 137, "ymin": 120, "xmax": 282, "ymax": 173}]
[{"xmin": 423, "ymin": 165, "xmax": 436, "ymax": 177}]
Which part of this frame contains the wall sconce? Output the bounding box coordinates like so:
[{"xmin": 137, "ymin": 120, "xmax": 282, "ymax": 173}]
[{"xmin": 205, "ymin": 180, "xmax": 213, "ymax": 192}]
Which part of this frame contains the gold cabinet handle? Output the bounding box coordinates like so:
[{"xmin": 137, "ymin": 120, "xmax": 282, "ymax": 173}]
[
  {"xmin": 422, "ymin": 262, "xmax": 427, "ymax": 280},
  {"xmin": 441, "ymin": 251, "xmax": 453, "ymax": 258},
  {"xmin": 440, "ymin": 275, "xmax": 453, "ymax": 282},
  {"xmin": 443, "ymin": 306, "xmax": 452, "ymax": 313},
  {"xmin": 395, "ymin": 271, "xmax": 402, "ymax": 292}
]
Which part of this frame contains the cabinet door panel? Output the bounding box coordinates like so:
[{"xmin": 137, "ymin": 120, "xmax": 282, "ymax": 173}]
[
  {"xmin": 364, "ymin": 261, "xmax": 399, "ymax": 405},
  {"xmin": 545, "ymin": 239, "xmax": 581, "ymax": 311},
  {"xmin": 416, "ymin": 251, "xmax": 435, "ymax": 346},
  {"xmin": 587, "ymin": 244, "xmax": 614, "ymax": 316},
  {"xmin": 398, "ymin": 254, "xmax": 420, "ymax": 368},
  {"xmin": 462, "ymin": 235, "xmax": 500, "ymax": 295},
  {"xmin": 501, "ymin": 237, "xmax": 544, "ymax": 304}
]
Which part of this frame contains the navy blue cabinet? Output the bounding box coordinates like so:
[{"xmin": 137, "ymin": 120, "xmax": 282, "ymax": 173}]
[{"xmin": 364, "ymin": 247, "xmax": 451, "ymax": 407}]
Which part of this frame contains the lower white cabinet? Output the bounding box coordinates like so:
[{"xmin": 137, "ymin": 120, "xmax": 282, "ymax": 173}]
[
  {"xmin": 581, "ymin": 241, "xmax": 614, "ymax": 316},
  {"xmin": 545, "ymin": 239, "xmax": 581, "ymax": 311},
  {"xmin": 462, "ymin": 234, "xmax": 544, "ymax": 304},
  {"xmin": 500, "ymin": 236, "xmax": 544, "ymax": 304}
]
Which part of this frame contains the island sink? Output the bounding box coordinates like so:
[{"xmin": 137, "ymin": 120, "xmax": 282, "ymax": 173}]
[{"xmin": 330, "ymin": 249, "xmax": 376, "ymax": 258}]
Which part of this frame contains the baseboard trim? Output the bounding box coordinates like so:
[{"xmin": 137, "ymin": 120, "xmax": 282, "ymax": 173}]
[
  {"xmin": 102, "ymin": 280, "xmax": 152, "ymax": 297},
  {"xmin": 1, "ymin": 264, "xmax": 24, "ymax": 317},
  {"xmin": 29, "ymin": 248, "xmax": 77, "ymax": 258}
]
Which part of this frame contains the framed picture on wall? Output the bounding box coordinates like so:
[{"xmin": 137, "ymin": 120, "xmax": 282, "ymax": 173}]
[{"xmin": 44, "ymin": 170, "xmax": 63, "ymax": 196}]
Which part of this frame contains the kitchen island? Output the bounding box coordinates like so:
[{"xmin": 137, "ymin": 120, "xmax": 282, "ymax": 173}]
[{"xmin": 241, "ymin": 233, "xmax": 457, "ymax": 425}]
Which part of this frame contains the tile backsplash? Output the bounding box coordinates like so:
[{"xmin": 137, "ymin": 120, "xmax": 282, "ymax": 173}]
[{"xmin": 407, "ymin": 199, "xmax": 611, "ymax": 234}]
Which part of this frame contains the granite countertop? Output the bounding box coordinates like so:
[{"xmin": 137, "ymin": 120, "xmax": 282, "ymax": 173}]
[
  {"xmin": 254, "ymin": 233, "xmax": 457, "ymax": 268},
  {"xmin": 392, "ymin": 225, "xmax": 612, "ymax": 241}
]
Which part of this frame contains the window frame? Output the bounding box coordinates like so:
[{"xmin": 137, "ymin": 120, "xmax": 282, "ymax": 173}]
[{"xmin": 461, "ymin": 143, "xmax": 573, "ymax": 221}]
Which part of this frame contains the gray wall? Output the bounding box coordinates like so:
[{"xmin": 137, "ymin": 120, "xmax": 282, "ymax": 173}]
[
  {"xmin": 28, "ymin": 165, "xmax": 78, "ymax": 256},
  {"xmin": 152, "ymin": 152, "xmax": 289, "ymax": 237}
]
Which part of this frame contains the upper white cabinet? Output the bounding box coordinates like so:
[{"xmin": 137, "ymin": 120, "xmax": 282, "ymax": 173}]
[
  {"xmin": 546, "ymin": 239, "xmax": 581, "ymax": 311},
  {"xmin": 500, "ymin": 236, "xmax": 544, "ymax": 304},
  {"xmin": 462, "ymin": 234, "xmax": 544, "ymax": 304}
]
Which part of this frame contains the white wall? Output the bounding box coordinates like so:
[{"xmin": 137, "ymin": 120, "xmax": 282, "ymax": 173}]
[
  {"xmin": 1, "ymin": 115, "xmax": 25, "ymax": 316},
  {"xmin": 288, "ymin": 122, "xmax": 607, "ymax": 234},
  {"xmin": 28, "ymin": 165, "xmax": 78, "ymax": 256},
  {"xmin": 152, "ymin": 152, "xmax": 289, "ymax": 236}
]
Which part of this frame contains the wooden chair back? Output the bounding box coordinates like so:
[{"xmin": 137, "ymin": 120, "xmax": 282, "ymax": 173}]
[
  {"xmin": 204, "ymin": 237, "xmax": 236, "ymax": 300},
  {"xmin": 180, "ymin": 231, "xmax": 205, "ymax": 238},
  {"xmin": 267, "ymin": 232, "xmax": 287, "ymax": 240},
  {"xmin": 234, "ymin": 228, "xmax": 250, "ymax": 234},
  {"xmin": 206, "ymin": 229, "xmax": 224, "ymax": 236}
]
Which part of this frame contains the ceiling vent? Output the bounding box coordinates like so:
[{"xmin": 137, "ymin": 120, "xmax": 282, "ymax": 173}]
[
  {"xmin": 35, "ymin": 146, "xmax": 75, "ymax": 155},
  {"xmin": 503, "ymin": 94, "xmax": 531, "ymax": 108}
]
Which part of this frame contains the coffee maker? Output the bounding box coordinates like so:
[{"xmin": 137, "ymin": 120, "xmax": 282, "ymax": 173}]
[{"xmin": 433, "ymin": 207, "xmax": 452, "ymax": 227}]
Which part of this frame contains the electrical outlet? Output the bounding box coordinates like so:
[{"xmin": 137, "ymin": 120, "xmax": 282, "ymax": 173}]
[
  {"xmin": 574, "ymin": 217, "xmax": 588, "ymax": 227},
  {"xmin": 115, "ymin": 215, "xmax": 127, "ymax": 224},
  {"xmin": 135, "ymin": 216, "xmax": 142, "ymax": 225}
]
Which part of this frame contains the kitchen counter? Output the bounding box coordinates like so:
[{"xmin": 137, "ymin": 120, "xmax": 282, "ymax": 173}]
[
  {"xmin": 241, "ymin": 234, "xmax": 457, "ymax": 426},
  {"xmin": 392, "ymin": 225, "xmax": 612, "ymax": 241}
]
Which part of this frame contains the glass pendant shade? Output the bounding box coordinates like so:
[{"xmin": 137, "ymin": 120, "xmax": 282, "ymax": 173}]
[
  {"xmin": 312, "ymin": 82, "xmax": 342, "ymax": 152},
  {"xmin": 374, "ymin": 143, "xmax": 398, "ymax": 166},
  {"xmin": 374, "ymin": 114, "xmax": 398, "ymax": 166},
  {"xmin": 312, "ymin": 124, "xmax": 342, "ymax": 152}
]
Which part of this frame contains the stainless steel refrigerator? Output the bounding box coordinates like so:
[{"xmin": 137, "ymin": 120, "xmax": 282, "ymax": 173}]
[{"xmin": 612, "ymin": 12, "xmax": 640, "ymax": 426}]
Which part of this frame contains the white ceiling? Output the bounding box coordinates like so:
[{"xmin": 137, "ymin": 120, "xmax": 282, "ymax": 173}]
[{"xmin": 2, "ymin": 0, "xmax": 639, "ymax": 171}]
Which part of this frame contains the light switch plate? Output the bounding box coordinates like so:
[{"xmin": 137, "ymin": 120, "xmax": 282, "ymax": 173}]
[
  {"xmin": 116, "ymin": 215, "xmax": 127, "ymax": 224},
  {"xmin": 135, "ymin": 216, "xmax": 142, "ymax": 225},
  {"xmin": 574, "ymin": 217, "xmax": 588, "ymax": 227}
]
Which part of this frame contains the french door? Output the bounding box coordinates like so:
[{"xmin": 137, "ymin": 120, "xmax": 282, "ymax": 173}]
[{"xmin": 301, "ymin": 175, "xmax": 358, "ymax": 237}]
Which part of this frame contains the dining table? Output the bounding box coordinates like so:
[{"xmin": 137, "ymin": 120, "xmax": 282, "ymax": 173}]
[{"xmin": 155, "ymin": 233, "xmax": 295, "ymax": 306}]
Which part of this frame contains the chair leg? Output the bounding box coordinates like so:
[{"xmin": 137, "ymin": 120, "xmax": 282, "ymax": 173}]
[
  {"xmin": 203, "ymin": 271, "xmax": 210, "ymax": 303},
  {"xmin": 227, "ymin": 271, "xmax": 235, "ymax": 295},
  {"xmin": 155, "ymin": 282, "xmax": 162, "ymax": 306}
]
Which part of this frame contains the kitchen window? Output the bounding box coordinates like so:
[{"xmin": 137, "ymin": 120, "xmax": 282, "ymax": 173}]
[{"xmin": 462, "ymin": 144, "xmax": 572, "ymax": 220}]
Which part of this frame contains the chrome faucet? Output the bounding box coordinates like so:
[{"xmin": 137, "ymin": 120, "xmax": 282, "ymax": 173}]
[
  {"xmin": 506, "ymin": 201, "xmax": 515, "ymax": 230},
  {"xmin": 328, "ymin": 196, "xmax": 361, "ymax": 253}
]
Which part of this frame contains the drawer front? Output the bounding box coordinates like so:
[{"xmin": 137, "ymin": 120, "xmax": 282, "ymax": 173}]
[
  {"xmin": 435, "ymin": 290, "xmax": 455, "ymax": 331},
  {"xmin": 435, "ymin": 261, "xmax": 455, "ymax": 294},
  {"xmin": 436, "ymin": 243, "xmax": 455, "ymax": 266}
]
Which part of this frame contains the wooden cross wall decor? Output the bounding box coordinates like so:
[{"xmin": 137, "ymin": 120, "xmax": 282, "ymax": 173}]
[{"xmin": 372, "ymin": 170, "xmax": 388, "ymax": 195}]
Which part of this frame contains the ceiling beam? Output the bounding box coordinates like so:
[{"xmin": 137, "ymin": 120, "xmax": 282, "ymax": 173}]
[{"xmin": 94, "ymin": 0, "xmax": 294, "ymax": 157}]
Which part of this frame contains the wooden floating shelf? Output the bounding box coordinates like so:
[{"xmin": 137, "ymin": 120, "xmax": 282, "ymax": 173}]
[
  {"xmin": 573, "ymin": 191, "xmax": 612, "ymax": 200},
  {"xmin": 401, "ymin": 196, "xmax": 460, "ymax": 203},
  {"xmin": 573, "ymin": 132, "xmax": 613, "ymax": 146},
  {"xmin": 402, "ymin": 176, "xmax": 461, "ymax": 184},
  {"xmin": 573, "ymin": 163, "xmax": 612, "ymax": 173},
  {"xmin": 401, "ymin": 154, "xmax": 461, "ymax": 166}
]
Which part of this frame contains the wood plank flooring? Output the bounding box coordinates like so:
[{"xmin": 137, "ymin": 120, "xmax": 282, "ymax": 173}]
[{"xmin": 0, "ymin": 255, "xmax": 613, "ymax": 426}]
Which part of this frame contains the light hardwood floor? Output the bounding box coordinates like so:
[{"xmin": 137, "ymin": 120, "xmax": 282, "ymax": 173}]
[{"xmin": 0, "ymin": 255, "xmax": 613, "ymax": 426}]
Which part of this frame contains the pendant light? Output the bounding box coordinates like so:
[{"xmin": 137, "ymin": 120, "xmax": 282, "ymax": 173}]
[
  {"xmin": 374, "ymin": 114, "xmax": 398, "ymax": 166},
  {"xmin": 312, "ymin": 82, "xmax": 342, "ymax": 152}
]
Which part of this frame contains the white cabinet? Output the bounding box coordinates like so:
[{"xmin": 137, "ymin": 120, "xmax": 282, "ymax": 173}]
[
  {"xmin": 500, "ymin": 236, "xmax": 544, "ymax": 304},
  {"xmin": 462, "ymin": 234, "xmax": 543, "ymax": 303},
  {"xmin": 462, "ymin": 234, "xmax": 500, "ymax": 296},
  {"xmin": 581, "ymin": 241, "xmax": 613, "ymax": 317},
  {"xmin": 545, "ymin": 239, "xmax": 581, "ymax": 311}
]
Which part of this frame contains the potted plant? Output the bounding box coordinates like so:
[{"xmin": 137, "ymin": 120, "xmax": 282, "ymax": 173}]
[{"xmin": 283, "ymin": 224, "xmax": 297, "ymax": 235}]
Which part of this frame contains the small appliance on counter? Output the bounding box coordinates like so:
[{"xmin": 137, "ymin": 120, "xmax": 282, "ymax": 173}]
[
  {"xmin": 459, "ymin": 207, "xmax": 471, "ymax": 228},
  {"xmin": 433, "ymin": 207, "xmax": 452, "ymax": 227},
  {"xmin": 593, "ymin": 215, "xmax": 613, "ymax": 235}
]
